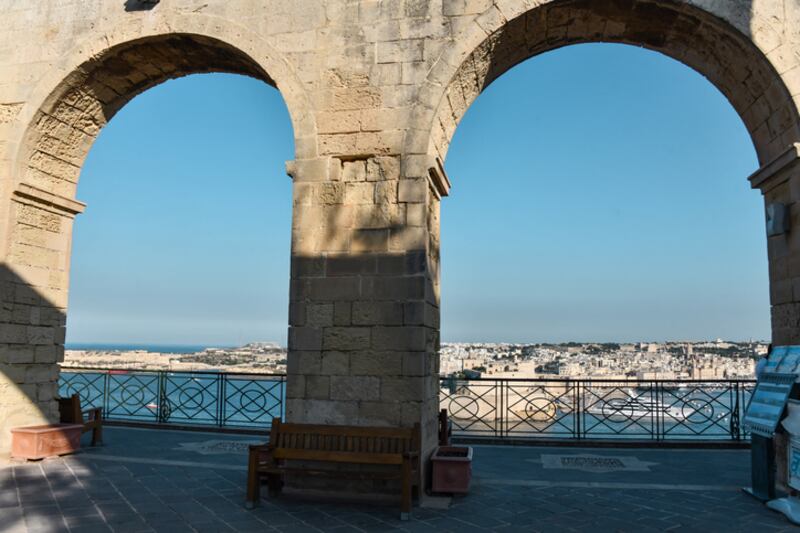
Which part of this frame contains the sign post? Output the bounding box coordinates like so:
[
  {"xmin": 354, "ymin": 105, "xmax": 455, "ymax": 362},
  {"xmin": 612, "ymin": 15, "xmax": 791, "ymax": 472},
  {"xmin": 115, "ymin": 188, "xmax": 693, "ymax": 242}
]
[
  {"xmin": 743, "ymin": 372, "xmax": 796, "ymax": 500},
  {"xmin": 766, "ymin": 399, "xmax": 800, "ymax": 524}
]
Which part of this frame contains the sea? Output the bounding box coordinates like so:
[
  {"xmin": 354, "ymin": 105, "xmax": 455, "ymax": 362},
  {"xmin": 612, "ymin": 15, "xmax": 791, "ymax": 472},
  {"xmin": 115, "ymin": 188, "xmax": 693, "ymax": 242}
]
[{"xmin": 65, "ymin": 343, "xmax": 229, "ymax": 354}]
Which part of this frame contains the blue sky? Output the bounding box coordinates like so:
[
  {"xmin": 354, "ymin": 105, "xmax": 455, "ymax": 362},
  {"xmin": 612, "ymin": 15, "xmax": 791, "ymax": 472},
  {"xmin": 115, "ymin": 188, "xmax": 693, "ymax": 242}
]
[{"xmin": 66, "ymin": 43, "xmax": 769, "ymax": 347}]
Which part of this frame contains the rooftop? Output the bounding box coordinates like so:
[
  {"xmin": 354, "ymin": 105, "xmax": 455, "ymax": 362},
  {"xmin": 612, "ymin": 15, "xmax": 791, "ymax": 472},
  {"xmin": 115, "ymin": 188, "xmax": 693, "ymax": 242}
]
[{"xmin": 2, "ymin": 427, "xmax": 794, "ymax": 532}]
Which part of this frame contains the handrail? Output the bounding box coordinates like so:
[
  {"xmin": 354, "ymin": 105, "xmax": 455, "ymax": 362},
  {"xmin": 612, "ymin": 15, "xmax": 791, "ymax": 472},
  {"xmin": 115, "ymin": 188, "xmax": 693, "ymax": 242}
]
[
  {"xmin": 59, "ymin": 369, "xmax": 755, "ymax": 441},
  {"xmin": 61, "ymin": 366, "xmax": 285, "ymax": 377},
  {"xmin": 59, "ymin": 368, "xmax": 286, "ymax": 430},
  {"xmin": 61, "ymin": 367, "xmax": 752, "ymax": 383}
]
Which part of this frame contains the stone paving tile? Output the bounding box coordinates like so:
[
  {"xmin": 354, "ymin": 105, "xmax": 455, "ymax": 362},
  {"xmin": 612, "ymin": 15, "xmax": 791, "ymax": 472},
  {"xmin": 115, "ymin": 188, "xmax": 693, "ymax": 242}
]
[{"xmin": 2, "ymin": 428, "xmax": 800, "ymax": 532}]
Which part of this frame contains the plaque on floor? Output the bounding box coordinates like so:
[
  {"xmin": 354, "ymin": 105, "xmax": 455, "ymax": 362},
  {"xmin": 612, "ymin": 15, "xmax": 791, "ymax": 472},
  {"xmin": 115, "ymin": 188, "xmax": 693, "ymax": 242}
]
[
  {"xmin": 536, "ymin": 454, "xmax": 657, "ymax": 473},
  {"xmin": 175, "ymin": 439, "xmax": 262, "ymax": 455}
]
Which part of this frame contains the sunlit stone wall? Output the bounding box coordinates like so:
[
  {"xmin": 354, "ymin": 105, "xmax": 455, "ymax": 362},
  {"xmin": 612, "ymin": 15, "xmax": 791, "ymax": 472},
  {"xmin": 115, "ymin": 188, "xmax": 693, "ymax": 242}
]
[{"xmin": 0, "ymin": 0, "xmax": 798, "ymax": 469}]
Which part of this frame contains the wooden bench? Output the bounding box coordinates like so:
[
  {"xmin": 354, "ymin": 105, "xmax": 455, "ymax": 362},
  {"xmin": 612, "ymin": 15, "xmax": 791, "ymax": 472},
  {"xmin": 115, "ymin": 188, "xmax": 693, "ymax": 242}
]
[
  {"xmin": 247, "ymin": 418, "xmax": 421, "ymax": 519},
  {"xmin": 58, "ymin": 393, "xmax": 103, "ymax": 446}
]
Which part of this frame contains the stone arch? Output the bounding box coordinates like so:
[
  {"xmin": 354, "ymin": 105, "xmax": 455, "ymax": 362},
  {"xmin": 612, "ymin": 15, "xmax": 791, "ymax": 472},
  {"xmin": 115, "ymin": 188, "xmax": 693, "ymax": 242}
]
[
  {"xmin": 10, "ymin": 15, "xmax": 314, "ymax": 200},
  {"xmin": 0, "ymin": 16, "xmax": 313, "ymax": 455},
  {"xmin": 411, "ymin": 0, "xmax": 800, "ymax": 168}
]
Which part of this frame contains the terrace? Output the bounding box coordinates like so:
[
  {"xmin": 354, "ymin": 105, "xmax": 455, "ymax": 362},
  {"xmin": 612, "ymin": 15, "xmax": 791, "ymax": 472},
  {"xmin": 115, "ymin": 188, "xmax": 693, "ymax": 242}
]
[
  {"xmin": 3, "ymin": 369, "xmax": 794, "ymax": 532},
  {"xmin": 2, "ymin": 425, "xmax": 793, "ymax": 532}
]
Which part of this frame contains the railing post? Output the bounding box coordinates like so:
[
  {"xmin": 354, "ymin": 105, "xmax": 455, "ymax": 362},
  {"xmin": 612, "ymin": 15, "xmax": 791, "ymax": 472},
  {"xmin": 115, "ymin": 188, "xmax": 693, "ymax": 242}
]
[
  {"xmin": 283, "ymin": 375, "xmax": 288, "ymax": 421},
  {"xmin": 103, "ymin": 371, "xmax": 110, "ymax": 419},
  {"xmin": 730, "ymin": 382, "xmax": 741, "ymax": 441},
  {"xmin": 654, "ymin": 381, "xmax": 661, "ymax": 441},
  {"xmin": 217, "ymin": 373, "xmax": 225, "ymax": 427},
  {"xmin": 575, "ymin": 380, "xmax": 581, "ymax": 441},
  {"xmin": 497, "ymin": 379, "xmax": 503, "ymax": 439},
  {"xmin": 156, "ymin": 371, "xmax": 167, "ymax": 424}
]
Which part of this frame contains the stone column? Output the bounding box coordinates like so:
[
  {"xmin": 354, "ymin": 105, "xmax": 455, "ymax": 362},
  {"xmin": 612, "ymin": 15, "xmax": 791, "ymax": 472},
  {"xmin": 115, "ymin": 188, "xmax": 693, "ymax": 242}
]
[
  {"xmin": 749, "ymin": 143, "xmax": 800, "ymax": 344},
  {"xmin": 0, "ymin": 184, "xmax": 83, "ymax": 458},
  {"xmin": 285, "ymin": 152, "xmax": 449, "ymax": 470}
]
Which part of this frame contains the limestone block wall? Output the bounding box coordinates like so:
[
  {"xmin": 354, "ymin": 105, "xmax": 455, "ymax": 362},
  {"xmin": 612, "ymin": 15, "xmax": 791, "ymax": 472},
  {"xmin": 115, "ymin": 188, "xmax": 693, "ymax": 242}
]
[
  {"xmin": 749, "ymin": 143, "xmax": 800, "ymax": 345},
  {"xmin": 0, "ymin": 187, "xmax": 78, "ymax": 456},
  {"xmin": 0, "ymin": 0, "xmax": 798, "ymax": 464},
  {"xmin": 286, "ymin": 152, "xmax": 446, "ymax": 456}
]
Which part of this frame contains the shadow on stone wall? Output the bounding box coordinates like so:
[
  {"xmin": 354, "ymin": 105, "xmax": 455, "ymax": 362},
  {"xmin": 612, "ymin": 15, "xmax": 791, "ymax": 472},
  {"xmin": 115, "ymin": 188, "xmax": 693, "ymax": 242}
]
[{"xmin": 0, "ymin": 264, "xmax": 65, "ymax": 459}]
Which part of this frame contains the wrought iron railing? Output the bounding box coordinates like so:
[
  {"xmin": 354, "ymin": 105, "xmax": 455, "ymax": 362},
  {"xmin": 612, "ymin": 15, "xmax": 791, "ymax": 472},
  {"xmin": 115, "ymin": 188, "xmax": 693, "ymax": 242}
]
[
  {"xmin": 59, "ymin": 368, "xmax": 285, "ymax": 429},
  {"xmin": 439, "ymin": 377, "xmax": 755, "ymax": 441},
  {"xmin": 59, "ymin": 369, "xmax": 754, "ymax": 441}
]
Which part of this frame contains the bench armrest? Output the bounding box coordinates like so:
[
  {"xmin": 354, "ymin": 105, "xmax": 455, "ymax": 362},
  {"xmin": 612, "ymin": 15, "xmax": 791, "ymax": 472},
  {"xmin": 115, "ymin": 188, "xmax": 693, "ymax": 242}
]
[
  {"xmin": 249, "ymin": 444, "xmax": 275, "ymax": 458},
  {"xmin": 82, "ymin": 406, "xmax": 102, "ymax": 421},
  {"xmin": 249, "ymin": 444, "xmax": 276, "ymax": 468}
]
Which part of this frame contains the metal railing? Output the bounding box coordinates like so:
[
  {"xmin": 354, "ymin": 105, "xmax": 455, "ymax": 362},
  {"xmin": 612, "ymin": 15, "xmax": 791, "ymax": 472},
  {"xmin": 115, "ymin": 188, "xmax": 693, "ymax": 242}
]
[
  {"xmin": 439, "ymin": 377, "xmax": 755, "ymax": 441},
  {"xmin": 59, "ymin": 369, "xmax": 755, "ymax": 441},
  {"xmin": 59, "ymin": 368, "xmax": 285, "ymax": 430}
]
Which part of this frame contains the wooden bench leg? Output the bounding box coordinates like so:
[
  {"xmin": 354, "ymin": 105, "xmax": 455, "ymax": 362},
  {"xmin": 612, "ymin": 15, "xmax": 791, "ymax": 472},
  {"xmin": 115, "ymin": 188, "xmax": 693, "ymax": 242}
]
[
  {"xmin": 89, "ymin": 408, "xmax": 103, "ymax": 446},
  {"xmin": 267, "ymin": 473, "xmax": 283, "ymax": 497},
  {"xmin": 245, "ymin": 448, "xmax": 260, "ymax": 509},
  {"xmin": 91, "ymin": 423, "xmax": 103, "ymax": 446},
  {"xmin": 400, "ymin": 458, "xmax": 412, "ymax": 520}
]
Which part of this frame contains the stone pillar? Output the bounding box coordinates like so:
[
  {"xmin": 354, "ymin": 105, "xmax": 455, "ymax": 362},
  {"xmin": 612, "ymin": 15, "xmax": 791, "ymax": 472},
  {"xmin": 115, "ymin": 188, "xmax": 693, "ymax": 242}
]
[
  {"xmin": 0, "ymin": 184, "xmax": 83, "ymax": 458},
  {"xmin": 285, "ymin": 152, "xmax": 449, "ymax": 474},
  {"xmin": 749, "ymin": 143, "xmax": 800, "ymax": 344}
]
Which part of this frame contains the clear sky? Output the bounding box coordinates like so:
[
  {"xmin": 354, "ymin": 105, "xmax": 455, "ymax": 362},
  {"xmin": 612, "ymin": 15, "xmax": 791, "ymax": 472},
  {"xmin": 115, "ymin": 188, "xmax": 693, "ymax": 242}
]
[{"xmin": 66, "ymin": 43, "xmax": 770, "ymax": 347}]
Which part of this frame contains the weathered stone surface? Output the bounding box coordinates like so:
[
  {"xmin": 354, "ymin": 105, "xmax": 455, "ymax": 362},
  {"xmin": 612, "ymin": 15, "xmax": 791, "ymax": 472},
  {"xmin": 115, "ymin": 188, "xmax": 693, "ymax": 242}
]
[
  {"xmin": 322, "ymin": 327, "xmax": 371, "ymax": 351},
  {"xmin": 320, "ymin": 351, "xmax": 349, "ymax": 375},
  {"xmin": 330, "ymin": 376, "xmax": 380, "ymax": 401},
  {"xmin": 349, "ymin": 351, "xmax": 403, "ymax": 376},
  {"xmin": 0, "ymin": 0, "xmax": 797, "ymax": 471}
]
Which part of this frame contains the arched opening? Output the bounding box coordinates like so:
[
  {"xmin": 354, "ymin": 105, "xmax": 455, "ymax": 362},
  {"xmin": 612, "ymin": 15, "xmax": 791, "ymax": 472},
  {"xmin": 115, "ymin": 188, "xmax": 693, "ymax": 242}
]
[
  {"xmin": 443, "ymin": 43, "xmax": 767, "ymax": 347},
  {"xmin": 440, "ymin": 43, "xmax": 769, "ymax": 440},
  {"xmin": 426, "ymin": 0, "xmax": 800, "ymax": 442},
  {"xmin": 66, "ymin": 72, "xmax": 293, "ymax": 351},
  {"xmin": 0, "ymin": 32, "xmax": 301, "ymax": 454}
]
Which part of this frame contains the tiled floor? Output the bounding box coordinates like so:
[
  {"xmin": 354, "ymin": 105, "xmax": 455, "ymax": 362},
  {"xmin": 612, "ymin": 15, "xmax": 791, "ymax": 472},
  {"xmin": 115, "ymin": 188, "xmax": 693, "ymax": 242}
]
[{"xmin": 1, "ymin": 426, "xmax": 796, "ymax": 532}]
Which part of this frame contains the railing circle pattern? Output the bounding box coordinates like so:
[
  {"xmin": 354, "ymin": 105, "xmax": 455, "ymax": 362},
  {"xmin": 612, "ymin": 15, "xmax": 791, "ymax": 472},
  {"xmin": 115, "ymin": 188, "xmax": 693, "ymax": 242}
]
[{"xmin": 59, "ymin": 370, "xmax": 753, "ymax": 441}]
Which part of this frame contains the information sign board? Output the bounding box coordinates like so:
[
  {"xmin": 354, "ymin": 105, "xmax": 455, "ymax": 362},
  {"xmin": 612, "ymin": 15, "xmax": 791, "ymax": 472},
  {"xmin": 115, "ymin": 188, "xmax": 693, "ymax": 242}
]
[
  {"xmin": 777, "ymin": 346, "xmax": 800, "ymax": 374},
  {"xmin": 744, "ymin": 372, "xmax": 797, "ymax": 437},
  {"xmin": 763, "ymin": 346, "xmax": 788, "ymax": 374}
]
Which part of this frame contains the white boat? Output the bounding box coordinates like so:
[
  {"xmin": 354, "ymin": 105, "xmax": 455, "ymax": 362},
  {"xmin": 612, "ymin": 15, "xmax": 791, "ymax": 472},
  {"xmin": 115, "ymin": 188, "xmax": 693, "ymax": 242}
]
[{"xmin": 587, "ymin": 396, "xmax": 694, "ymax": 420}]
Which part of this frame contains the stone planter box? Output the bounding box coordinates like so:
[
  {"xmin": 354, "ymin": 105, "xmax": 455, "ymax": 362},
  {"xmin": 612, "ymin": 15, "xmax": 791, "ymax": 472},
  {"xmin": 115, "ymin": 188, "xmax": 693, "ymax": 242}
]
[
  {"xmin": 431, "ymin": 446, "xmax": 473, "ymax": 494},
  {"xmin": 11, "ymin": 424, "xmax": 83, "ymax": 460}
]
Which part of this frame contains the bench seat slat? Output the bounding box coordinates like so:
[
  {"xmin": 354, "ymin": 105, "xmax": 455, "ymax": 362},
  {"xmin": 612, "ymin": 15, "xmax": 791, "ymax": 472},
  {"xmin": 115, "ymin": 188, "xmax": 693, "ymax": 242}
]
[
  {"xmin": 272, "ymin": 448, "xmax": 405, "ymax": 465},
  {"xmin": 276, "ymin": 424, "xmax": 415, "ymax": 439},
  {"xmin": 259, "ymin": 467, "xmax": 404, "ymax": 479}
]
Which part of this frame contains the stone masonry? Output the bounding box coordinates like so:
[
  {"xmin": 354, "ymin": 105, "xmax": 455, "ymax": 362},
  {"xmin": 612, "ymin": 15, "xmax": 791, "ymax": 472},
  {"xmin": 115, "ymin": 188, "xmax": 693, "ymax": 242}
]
[{"xmin": 0, "ymin": 0, "xmax": 800, "ymax": 473}]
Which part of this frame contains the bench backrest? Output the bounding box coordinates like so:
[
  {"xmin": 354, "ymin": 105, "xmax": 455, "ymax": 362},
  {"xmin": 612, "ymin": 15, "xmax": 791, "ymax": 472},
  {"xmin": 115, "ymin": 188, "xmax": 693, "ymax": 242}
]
[
  {"xmin": 58, "ymin": 394, "xmax": 83, "ymax": 424},
  {"xmin": 268, "ymin": 418, "xmax": 420, "ymax": 464}
]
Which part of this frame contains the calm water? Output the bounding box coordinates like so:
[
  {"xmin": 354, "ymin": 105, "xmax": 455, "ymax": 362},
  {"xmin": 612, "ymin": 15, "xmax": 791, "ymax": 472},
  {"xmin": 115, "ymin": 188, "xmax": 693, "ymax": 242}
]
[{"xmin": 65, "ymin": 343, "xmax": 226, "ymax": 354}]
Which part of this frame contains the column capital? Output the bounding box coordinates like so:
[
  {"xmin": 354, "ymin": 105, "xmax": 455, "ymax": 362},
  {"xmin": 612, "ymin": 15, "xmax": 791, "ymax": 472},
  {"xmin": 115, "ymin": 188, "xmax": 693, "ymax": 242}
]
[
  {"xmin": 13, "ymin": 183, "xmax": 86, "ymax": 217},
  {"xmin": 749, "ymin": 143, "xmax": 800, "ymax": 193}
]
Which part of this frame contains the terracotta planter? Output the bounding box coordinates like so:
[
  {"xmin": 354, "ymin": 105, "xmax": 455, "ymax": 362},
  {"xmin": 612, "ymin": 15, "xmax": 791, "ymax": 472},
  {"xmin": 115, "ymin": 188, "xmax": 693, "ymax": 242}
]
[
  {"xmin": 431, "ymin": 446, "xmax": 473, "ymax": 493},
  {"xmin": 11, "ymin": 423, "xmax": 83, "ymax": 460}
]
